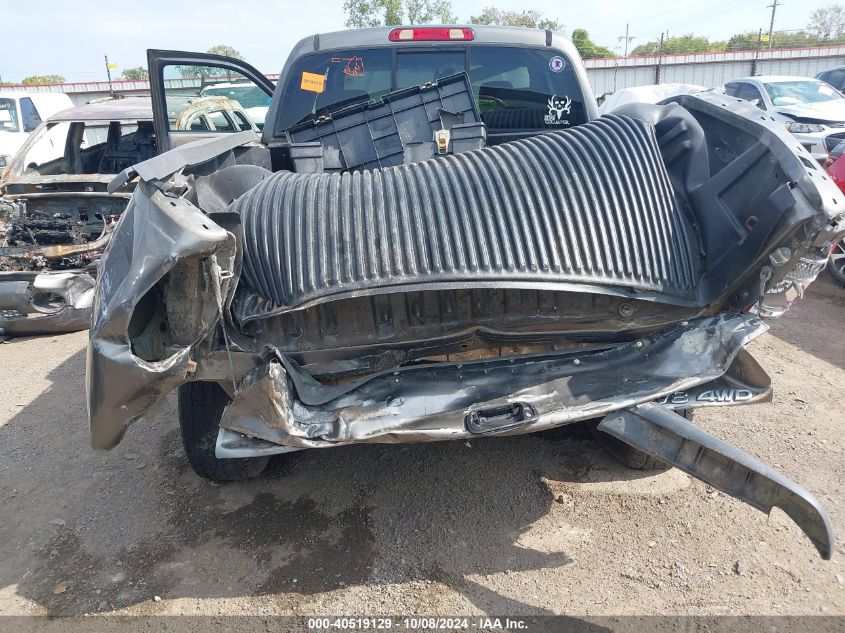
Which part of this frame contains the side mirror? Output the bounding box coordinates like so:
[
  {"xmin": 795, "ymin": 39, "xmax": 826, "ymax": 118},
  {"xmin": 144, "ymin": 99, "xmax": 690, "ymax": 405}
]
[{"xmin": 749, "ymin": 98, "xmax": 760, "ymax": 107}]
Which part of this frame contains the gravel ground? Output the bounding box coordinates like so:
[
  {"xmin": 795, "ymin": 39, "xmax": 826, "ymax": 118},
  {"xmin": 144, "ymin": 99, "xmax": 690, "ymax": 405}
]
[{"xmin": 0, "ymin": 275, "xmax": 843, "ymax": 621}]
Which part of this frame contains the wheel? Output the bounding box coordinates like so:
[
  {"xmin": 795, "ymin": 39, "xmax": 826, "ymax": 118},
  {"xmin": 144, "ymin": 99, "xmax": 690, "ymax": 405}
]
[
  {"xmin": 828, "ymin": 238, "xmax": 845, "ymax": 287},
  {"xmin": 177, "ymin": 381, "xmax": 270, "ymax": 481},
  {"xmin": 590, "ymin": 409, "xmax": 694, "ymax": 471}
]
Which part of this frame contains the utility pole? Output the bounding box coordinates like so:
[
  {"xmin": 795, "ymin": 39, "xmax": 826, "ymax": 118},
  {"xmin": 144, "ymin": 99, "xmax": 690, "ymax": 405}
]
[
  {"xmin": 618, "ymin": 22, "xmax": 635, "ymax": 58},
  {"xmin": 655, "ymin": 31, "xmax": 665, "ymax": 84},
  {"xmin": 767, "ymin": 0, "xmax": 780, "ymax": 49},
  {"xmin": 752, "ymin": 28, "xmax": 763, "ymax": 76},
  {"xmin": 104, "ymin": 54, "xmax": 115, "ymax": 97}
]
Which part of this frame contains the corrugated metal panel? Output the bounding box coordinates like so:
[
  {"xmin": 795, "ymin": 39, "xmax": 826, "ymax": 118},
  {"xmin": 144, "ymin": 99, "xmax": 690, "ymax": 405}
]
[
  {"xmin": 0, "ymin": 74, "xmax": 281, "ymax": 94},
  {"xmin": 584, "ymin": 45, "xmax": 845, "ymax": 69},
  {"xmin": 235, "ymin": 115, "xmax": 699, "ymax": 313},
  {"xmin": 587, "ymin": 46, "xmax": 845, "ymax": 94}
]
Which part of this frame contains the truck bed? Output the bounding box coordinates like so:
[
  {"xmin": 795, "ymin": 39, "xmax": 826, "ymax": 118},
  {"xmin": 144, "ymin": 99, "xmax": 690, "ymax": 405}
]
[{"xmin": 234, "ymin": 115, "xmax": 701, "ymax": 322}]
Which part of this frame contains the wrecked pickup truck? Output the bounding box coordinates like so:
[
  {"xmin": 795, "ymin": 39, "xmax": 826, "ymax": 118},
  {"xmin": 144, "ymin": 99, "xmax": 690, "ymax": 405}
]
[{"xmin": 87, "ymin": 26, "xmax": 843, "ymax": 559}]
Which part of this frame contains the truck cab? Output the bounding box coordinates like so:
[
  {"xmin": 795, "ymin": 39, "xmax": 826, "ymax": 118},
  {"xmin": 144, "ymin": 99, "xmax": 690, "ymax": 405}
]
[{"xmin": 145, "ymin": 25, "xmax": 598, "ymax": 157}]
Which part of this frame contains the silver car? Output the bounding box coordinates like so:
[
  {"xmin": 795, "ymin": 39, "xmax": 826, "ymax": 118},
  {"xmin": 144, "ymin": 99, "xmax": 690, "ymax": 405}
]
[{"xmin": 722, "ymin": 75, "xmax": 845, "ymax": 161}]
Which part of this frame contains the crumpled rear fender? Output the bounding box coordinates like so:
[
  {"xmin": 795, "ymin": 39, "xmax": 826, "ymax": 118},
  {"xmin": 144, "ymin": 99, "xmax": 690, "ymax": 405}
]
[{"xmin": 87, "ymin": 181, "xmax": 235, "ymax": 449}]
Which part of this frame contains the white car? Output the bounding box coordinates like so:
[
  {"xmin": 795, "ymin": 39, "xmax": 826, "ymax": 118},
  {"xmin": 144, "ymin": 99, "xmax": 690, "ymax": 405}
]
[
  {"xmin": 0, "ymin": 92, "xmax": 73, "ymax": 172},
  {"xmin": 721, "ymin": 76, "xmax": 845, "ymax": 161}
]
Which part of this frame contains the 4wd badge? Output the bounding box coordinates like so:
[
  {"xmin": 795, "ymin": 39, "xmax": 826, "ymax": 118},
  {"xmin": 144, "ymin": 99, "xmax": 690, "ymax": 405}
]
[{"xmin": 544, "ymin": 94, "xmax": 571, "ymax": 125}]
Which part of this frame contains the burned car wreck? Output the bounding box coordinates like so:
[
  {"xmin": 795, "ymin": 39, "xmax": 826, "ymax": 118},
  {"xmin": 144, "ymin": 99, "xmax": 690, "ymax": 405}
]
[
  {"xmin": 0, "ymin": 95, "xmax": 256, "ymax": 337},
  {"xmin": 88, "ymin": 33, "xmax": 843, "ymax": 560},
  {"xmin": 0, "ymin": 97, "xmax": 157, "ymax": 336}
]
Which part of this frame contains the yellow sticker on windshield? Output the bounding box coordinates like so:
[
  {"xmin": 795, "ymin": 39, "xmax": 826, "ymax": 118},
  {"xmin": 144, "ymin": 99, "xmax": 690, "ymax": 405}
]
[{"xmin": 301, "ymin": 71, "xmax": 326, "ymax": 93}]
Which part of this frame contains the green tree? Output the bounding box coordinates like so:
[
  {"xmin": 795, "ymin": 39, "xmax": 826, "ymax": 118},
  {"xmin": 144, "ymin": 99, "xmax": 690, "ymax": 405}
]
[
  {"xmin": 406, "ymin": 0, "xmax": 456, "ymax": 23},
  {"xmin": 206, "ymin": 45, "xmax": 244, "ymax": 59},
  {"xmin": 120, "ymin": 66, "xmax": 148, "ymax": 80},
  {"xmin": 21, "ymin": 74, "xmax": 65, "ymax": 85},
  {"xmin": 725, "ymin": 31, "xmax": 761, "ymax": 50},
  {"xmin": 343, "ymin": 0, "xmax": 456, "ymax": 27},
  {"xmin": 469, "ymin": 7, "xmax": 562, "ymax": 31},
  {"xmin": 177, "ymin": 45, "xmax": 244, "ymax": 79},
  {"xmin": 808, "ymin": 3, "xmax": 845, "ymax": 38},
  {"xmin": 571, "ymin": 29, "xmax": 614, "ymax": 58},
  {"xmin": 631, "ymin": 34, "xmax": 715, "ymax": 56},
  {"xmin": 725, "ymin": 29, "xmax": 821, "ymax": 51}
]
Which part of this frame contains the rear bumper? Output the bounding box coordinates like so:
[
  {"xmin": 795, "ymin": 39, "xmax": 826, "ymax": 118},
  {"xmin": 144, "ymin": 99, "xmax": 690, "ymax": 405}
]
[{"xmin": 215, "ymin": 314, "xmax": 769, "ymax": 450}]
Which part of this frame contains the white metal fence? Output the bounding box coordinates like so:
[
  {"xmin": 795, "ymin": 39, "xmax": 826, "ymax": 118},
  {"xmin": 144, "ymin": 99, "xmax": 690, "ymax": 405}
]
[{"xmin": 585, "ymin": 45, "xmax": 845, "ymax": 95}]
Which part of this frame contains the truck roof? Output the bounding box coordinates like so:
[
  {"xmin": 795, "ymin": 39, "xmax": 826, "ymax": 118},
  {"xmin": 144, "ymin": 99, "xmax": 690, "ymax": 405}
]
[{"xmin": 286, "ymin": 24, "xmax": 578, "ymax": 64}]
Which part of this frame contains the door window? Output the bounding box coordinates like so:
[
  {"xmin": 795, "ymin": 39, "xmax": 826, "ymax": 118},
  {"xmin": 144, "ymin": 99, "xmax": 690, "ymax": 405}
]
[
  {"xmin": 0, "ymin": 98, "xmax": 19, "ymax": 132},
  {"xmin": 20, "ymin": 98, "xmax": 42, "ymax": 132},
  {"xmin": 736, "ymin": 84, "xmax": 766, "ymax": 109},
  {"xmin": 824, "ymin": 69, "xmax": 845, "ymax": 91},
  {"xmin": 160, "ymin": 63, "xmax": 270, "ymax": 133}
]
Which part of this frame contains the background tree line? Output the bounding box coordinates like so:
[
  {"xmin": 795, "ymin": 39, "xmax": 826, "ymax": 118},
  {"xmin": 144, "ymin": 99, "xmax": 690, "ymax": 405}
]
[
  {"xmin": 343, "ymin": 0, "xmax": 845, "ymax": 59},
  {"xmin": 6, "ymin": 0, "xmax": 844, "ymax": 85}
]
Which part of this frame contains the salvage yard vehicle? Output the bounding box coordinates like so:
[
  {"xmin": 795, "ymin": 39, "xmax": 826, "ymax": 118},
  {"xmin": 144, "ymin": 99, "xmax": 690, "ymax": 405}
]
[
  {"xmin": 199, "ymin": 81, "xmax": 273, "ymax": 129},
  {"xmin": 0, "ymin": 96, "xmax": 257, "ymax": 336},
  {"xmin": 0, "ymin": 91, "xmax": 74, "ymax": 171},
  {"xmin": 721, "ymin": 76, "xmax": 845, "ymax": 161},
  {"xmin": 0, "ymin": 97, "xmax": 156, "ymax": 336},
  {"xmin": 822, "ymin": 141, "xmax": 845, "ymax": 286},
  {"xmin": 87, "ymin": 26, "xmax": 844, "ymax": 560}
]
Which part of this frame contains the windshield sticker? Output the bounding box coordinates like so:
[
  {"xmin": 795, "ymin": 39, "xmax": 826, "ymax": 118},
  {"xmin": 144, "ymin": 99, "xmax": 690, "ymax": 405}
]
[
  {"xmin": 549, "ymin": 56, "xmax": 566, "ymax": 73},
  {"xmin": 544, "ymin": 95, "xmax": 572, "ymax": 125},
  {"xmin": 300, "ymin": 71, "xmax": 326, "ymax": 93},
  {"xmin": 332, "ymin": 56, "xmax": 365, "ymax": 77}
]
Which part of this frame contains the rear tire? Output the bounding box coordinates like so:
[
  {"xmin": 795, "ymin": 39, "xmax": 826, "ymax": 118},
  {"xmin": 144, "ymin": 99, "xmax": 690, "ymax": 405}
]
[
  {"xmin": 591, "ymin": 409, "xmax": 694, "ymax": 471},
  {"xmin": 828, "ymin": 239, "xmax": 845, "ymax": 287},
  {"xmin": 178, "ymin": 381, "xmax": 270, "ymax": 481}
]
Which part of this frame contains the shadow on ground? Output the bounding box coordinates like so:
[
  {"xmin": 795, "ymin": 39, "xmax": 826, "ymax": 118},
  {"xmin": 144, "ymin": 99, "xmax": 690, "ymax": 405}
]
[{"xmin": 0, "ymin": 341, "xmax": 657, "ymax": 617}]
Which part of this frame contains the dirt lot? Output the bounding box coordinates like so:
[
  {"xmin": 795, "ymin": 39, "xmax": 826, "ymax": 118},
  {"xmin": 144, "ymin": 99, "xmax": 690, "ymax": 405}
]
[{"xmin": 0, "ymin": 276, "xmax": 843, "ymax": 621}]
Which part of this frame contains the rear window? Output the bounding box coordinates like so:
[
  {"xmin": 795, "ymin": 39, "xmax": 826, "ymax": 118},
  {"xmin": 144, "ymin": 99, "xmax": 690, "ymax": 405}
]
[
  {"xmin": 470, "ymin": 47, "xmax": 587, "ymax": 132},
  {"xmin": 0, "ymin": 98, "xmax": 20, "ymax": 133},
  {"xmin": 275, "ymin": 45, "xmax": 587, "ymax": 135}
]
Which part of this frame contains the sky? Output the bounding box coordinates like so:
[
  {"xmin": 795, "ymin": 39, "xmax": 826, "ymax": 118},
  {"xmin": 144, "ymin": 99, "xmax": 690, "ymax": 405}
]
[{"xmin": 0, "ymin": 0, "xmax": 838, "ymax": 83}]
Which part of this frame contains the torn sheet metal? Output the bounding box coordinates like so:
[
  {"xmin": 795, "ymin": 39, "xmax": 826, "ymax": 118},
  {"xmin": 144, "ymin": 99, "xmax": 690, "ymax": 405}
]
[
  {"xmin": 217, "ymin": 314, "xmax": 767, "ymax": 448},
  {"xmin": 107, "ymin": 130, "xmax": 259, "ymax": 193},
  {"xmin": 0, "ymin": 270, "xmax": 95, "ymax": 335},
  {"xmin": 597, "ymin": 403, "xmax": 835, "ymax": 560},
  {"xmin": 87, "ymin": 181, "xmax": 235, "ymax": 448}
]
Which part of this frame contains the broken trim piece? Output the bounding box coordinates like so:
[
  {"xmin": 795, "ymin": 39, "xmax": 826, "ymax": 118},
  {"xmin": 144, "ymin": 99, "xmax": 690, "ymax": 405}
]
[
  {"xmin": 597, "ymin": 402, "xmax": 835, "ymax": 560},
  {"xmin": 107, "ymin": 130, "xmax": 258, "ymax": 193}
]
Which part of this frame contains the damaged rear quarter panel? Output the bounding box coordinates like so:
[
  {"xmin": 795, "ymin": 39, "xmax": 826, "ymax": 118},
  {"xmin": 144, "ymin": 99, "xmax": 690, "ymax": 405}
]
[{"xmin": 86, "ymin": 180, "xmax": 232, "ymax": 448}]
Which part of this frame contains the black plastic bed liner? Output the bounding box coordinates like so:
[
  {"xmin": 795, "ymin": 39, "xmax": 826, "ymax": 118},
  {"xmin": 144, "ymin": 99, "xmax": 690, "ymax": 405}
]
[{"xmin": 233, "ymin": 114, "xmax": 701, "ymax": 314}]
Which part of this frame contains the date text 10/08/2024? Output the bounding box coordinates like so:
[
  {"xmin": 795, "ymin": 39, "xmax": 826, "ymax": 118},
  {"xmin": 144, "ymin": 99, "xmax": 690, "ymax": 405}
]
[{"xmin": 307, "ymin": 618, "xmax": 529, "ymax": 630}]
